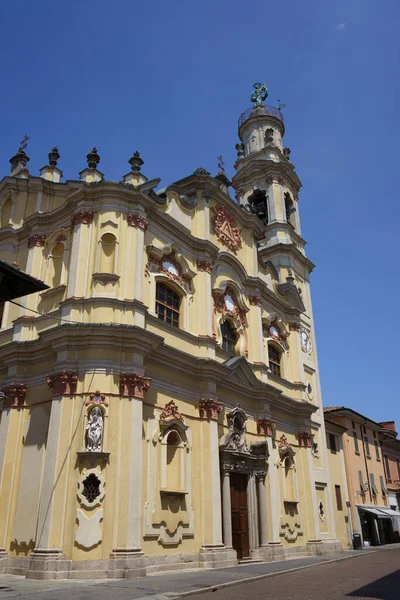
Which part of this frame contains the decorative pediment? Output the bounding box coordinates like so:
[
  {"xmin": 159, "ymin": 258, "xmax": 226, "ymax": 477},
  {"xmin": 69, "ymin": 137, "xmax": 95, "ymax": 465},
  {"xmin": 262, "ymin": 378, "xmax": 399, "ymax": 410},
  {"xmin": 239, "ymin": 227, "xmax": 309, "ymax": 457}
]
[
  {"xmin": 276, "ymin": 280, "xmax": 305, "ymax": 312},
  {"xmin": 223, "ymin": 356, "xmax": 263, "ymax": 388},
  {"xmin": 213, "ymin": 284, "xmax": 249, "ymax": 328},
  {"xmin": 146, "ymin": 244, "xmax": 195, "ymax": 291}
]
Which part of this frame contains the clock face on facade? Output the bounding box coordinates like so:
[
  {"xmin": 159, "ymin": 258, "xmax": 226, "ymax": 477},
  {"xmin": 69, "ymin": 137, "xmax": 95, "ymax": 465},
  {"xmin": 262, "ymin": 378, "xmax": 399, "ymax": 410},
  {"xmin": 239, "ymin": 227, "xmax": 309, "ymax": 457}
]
[{"xmin": 300, "ymin": 328, "xmax": 312, "ymax": 354}]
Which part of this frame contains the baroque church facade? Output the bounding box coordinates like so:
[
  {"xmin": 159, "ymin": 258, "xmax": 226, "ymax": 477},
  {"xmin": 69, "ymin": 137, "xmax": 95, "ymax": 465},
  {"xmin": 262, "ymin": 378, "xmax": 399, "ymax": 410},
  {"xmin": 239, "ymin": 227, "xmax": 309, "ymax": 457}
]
[{"xmin": 0, "ymin": 90, "xmax": 342, "ymax": 579}]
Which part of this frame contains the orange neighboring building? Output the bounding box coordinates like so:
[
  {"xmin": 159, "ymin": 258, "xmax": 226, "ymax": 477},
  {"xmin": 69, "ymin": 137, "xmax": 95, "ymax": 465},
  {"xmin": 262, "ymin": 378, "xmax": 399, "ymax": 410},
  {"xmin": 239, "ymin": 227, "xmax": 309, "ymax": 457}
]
[
  {"xmin": 379, "ymin": 421, "xmax": 400, "ymax": 515},
  {"xmin": 324, "ymin": 407, "xmax": 400, "ymax": 547}
]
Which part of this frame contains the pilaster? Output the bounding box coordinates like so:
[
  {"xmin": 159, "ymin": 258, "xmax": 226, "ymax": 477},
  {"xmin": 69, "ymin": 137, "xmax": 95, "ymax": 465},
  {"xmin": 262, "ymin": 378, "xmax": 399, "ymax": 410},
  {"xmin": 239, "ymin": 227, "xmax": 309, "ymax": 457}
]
[
  {"xmin": 66, "ymin": 212, "xmax": 95, "ymax": 299},
  {"xmin": 197, "ymin": 260, "xmax": 215, "ymax": 359}
]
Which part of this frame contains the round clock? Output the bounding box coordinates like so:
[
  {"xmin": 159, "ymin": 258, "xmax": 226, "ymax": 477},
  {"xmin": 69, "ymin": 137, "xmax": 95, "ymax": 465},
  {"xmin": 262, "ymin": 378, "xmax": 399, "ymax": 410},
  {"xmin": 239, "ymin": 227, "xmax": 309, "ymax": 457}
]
[{"xmin": 300, "ymin": 327, "xmax": 312, "ymax": 354}]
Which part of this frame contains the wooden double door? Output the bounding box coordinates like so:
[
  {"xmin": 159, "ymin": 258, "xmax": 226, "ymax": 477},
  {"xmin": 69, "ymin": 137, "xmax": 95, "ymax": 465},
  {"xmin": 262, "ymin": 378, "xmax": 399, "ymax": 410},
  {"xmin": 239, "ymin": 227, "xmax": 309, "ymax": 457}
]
[{"xmin": 230, "ymin": 472, "xmax": 250, "ymax": 559}]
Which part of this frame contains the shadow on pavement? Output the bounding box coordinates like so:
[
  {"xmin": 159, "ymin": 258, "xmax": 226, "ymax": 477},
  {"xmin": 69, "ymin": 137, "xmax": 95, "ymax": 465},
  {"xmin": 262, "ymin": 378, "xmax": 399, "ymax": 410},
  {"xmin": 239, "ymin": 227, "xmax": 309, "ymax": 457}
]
[{"xmin": 347, "ymin": 569, "xmax": 400, "ymax": 599}]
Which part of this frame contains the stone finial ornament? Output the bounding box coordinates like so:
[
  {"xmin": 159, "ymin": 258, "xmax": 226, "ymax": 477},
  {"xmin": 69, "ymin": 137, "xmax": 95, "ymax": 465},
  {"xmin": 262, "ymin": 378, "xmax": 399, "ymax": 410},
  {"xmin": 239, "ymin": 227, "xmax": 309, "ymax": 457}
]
[
  {"xmin": 86, "ymin": 147, "xmax": 100, "ymax": 169},
  {"xmin": 9, "ymin": 148, "xmax": 30, "ymax": 176},
  {"xmin": 250, "ymin": 82, "xmax": 268, "ymax": 106},
  {"xmin": 48, "ymin": 147, "xmax": 60, "ymax": 167},
  {"xmin": 129, "ymin": 151, "xmax": 144, "ymax": 173}
]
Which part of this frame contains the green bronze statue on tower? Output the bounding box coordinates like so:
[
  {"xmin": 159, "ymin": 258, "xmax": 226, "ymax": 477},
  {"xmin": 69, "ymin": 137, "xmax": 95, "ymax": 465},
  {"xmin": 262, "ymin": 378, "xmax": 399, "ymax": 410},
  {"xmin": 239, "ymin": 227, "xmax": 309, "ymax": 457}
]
[{"xmin": 250, "ymin": 82, "xmax": 268, "ymax": 106}]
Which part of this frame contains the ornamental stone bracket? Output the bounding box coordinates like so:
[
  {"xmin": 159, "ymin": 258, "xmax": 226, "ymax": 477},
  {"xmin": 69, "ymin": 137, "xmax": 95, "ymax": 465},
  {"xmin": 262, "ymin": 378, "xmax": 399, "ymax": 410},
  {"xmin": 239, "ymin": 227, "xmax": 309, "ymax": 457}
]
[
  {"xmin": 71, "ymin": 210, "xmax": 95, "ymax": 226},
  {"xmin": 0, "ymin": 383, "xmax": 26, "ymax": 408},
  {"xmin": 256, "ymin": 418, "xmax": 276, "ymax": 437},
  {"xmin": 127, "ymin": 213, "xmax": 148, "ymax": 230},
  {"xmin": 298, "ymin": 431, "xmax": 314, "ymax": 448},
  {"xmin": 199, "ymin": 398, "xmax": 223, "ymax": 420},
  {"xmin": 211, "ymin": 204, "xmax": 242, "ymax": 254},
  {"xmin": 46, "ymin": 371, "xmax": 78, "ymax": 396},
  {"xmin": 28, "ymin": 233, "xmax": 46, "ymax": 248},
  {"xmin": 86, "ymin": 390, "xmax": 108, "ymax": 407},
  {"xmin": 119, "ymin": 374, "xmax": 151, "ymax": 399}
]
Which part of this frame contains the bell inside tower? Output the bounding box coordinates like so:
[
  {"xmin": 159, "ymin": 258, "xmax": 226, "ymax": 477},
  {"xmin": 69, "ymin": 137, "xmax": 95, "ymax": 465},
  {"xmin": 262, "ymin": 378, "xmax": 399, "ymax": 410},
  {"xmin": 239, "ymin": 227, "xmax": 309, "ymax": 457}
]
[{"xmin": 248, "ymin": 189, "xmax": 269, "ymax": 225}]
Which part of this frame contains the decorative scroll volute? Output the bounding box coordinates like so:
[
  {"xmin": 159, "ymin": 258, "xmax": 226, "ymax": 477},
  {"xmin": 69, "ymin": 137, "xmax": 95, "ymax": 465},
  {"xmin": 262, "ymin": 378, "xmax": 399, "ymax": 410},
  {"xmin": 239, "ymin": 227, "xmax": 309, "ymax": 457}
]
[
  {"xmin": 46, "ymin": 371, "xmax": 78, "ymax": 396},
  {"xmin": 119, "ymin": 373, "xmax": 151, "ymax": 399}
]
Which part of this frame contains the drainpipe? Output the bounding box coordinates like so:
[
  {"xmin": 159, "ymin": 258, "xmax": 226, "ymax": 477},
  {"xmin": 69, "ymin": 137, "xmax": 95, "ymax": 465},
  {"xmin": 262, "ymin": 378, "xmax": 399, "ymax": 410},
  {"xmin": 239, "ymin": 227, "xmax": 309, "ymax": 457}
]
[{"xmin": 360, "ymin": 421, "xmax": 372, "ymax": 503}]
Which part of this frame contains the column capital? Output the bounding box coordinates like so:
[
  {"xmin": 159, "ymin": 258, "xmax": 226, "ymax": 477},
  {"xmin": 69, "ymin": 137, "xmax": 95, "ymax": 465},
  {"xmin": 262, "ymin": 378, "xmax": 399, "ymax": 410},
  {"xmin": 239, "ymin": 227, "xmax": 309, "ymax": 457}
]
[
  {"xmin": 0, "ymin": 383, "xmax": 26, "ymax": 408},
  {"xmin": 127, "ymin": 213, "xmax": 148, "ymax": 230},
  {"xmin": 197, "ymin": 260, "xmax": 214, "ymax": 273},
  {"xmin": 46, "ymin": 371, "xmax": 78, "ymax": 396},
  {"xmin": 119, "ymin": 373, "xmax": 151, "ymax": 399},
  {"xmin": 28, "ymin": 233, "xmax": 46, "ymax": 248},
  {"xmin": 256, "ymin": 418, "xmax": 276, "ymax": 437},
  {"xmin": 249, "ymin": 295, "xmax": 262, "ymax": 307},
  {"xmin": 71, "ymin": 210, "xmax": 95, "ymax": 226},
  {"xmin": 199, "ymin": 398, "xmax": 223, "ymax": 420},
  {"xmin": 289, "ymin": 322, "xmax": 300, "ymax": 331},
  {"xmin": 298, "ymin": 431, "xmax": 314, "ymax": 448}
]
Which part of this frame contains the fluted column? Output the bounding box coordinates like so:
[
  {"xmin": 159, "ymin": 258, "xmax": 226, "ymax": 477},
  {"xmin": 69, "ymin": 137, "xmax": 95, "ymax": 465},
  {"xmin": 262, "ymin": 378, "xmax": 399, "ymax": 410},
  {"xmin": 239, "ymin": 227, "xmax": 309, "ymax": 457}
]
[
  {"xmin": 257, "ymin": 474, "xmax": 269, "ymax": 546},
  {"xmin": 221, "ymin": 470, "xmax": 232, "ymax": 548}
]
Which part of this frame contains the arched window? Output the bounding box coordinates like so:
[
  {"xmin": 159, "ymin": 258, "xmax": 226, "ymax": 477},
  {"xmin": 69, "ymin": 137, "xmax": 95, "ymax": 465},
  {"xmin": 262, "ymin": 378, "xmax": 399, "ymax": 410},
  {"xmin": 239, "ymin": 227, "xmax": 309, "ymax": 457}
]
[
  {"xmin": 156, "ymin": 282, "xmax": 180, "ymax": 327},
  {"xmin": 1, "ymin": 199, "xmax": 12, "ymax": 228},
  {"xmin": 248, "ymin": 189, "xmax": 268, "ymax": 225},
  {"xmin": 284, "ymin": 192, "xmax": 294, "ymax": 227},
  {"xmin": 99, "ymin": 233, "xmax": 116, "ymax": 273},
  {"xmin": 166, "ymin": 430, "xmax": 182, "ymax": 491},
  {"xmin": 49, "ymin": 243, "xmax": 64, "ymax": 288},
  {"xmin": 268, "ymin": 343, "xmax": 282, "ymax": 377},
  {"xmin": 221, "ymin": 320, "xmax": 238, "ymax": 355}
]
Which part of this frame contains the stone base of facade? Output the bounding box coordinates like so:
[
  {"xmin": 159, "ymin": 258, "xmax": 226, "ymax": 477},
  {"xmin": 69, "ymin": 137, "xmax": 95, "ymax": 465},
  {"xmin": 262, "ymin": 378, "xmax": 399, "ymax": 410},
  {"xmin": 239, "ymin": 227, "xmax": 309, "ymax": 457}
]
[{"xmin": 0, "ymin": 540, "xmax": 342, "ymax": 580}]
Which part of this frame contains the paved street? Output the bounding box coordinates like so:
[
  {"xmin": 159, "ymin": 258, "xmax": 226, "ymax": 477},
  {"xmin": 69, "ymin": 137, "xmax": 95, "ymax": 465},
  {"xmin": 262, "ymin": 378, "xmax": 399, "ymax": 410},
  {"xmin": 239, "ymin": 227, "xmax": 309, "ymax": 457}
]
[{"xmin": 0, "ymin": 547, "xmax": 399, "ymax": 599}]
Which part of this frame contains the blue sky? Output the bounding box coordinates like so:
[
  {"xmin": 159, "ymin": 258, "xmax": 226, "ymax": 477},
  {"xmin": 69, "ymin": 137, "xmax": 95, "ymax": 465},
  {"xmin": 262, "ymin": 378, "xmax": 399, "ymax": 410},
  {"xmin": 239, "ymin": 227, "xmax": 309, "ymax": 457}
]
[{"xmin": 1, "ymin": 1, "xmax": 399, "ymax": 424}]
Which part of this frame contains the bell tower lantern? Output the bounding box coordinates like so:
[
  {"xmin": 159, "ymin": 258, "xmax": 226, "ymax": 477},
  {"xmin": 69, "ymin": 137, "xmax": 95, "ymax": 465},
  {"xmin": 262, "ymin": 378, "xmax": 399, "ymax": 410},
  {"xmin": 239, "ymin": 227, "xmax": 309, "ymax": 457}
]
[{"xmin": 232, "ymin": 83, "xmax": 302, "ymax": 239}]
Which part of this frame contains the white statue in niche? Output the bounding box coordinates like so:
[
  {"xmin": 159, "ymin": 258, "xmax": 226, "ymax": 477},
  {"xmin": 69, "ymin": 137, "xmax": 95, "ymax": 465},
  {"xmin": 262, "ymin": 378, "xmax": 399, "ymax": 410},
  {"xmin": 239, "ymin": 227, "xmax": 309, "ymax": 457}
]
[{"xmin": 86, "ymin": 407, "xmax": 103, "ymax": 451}]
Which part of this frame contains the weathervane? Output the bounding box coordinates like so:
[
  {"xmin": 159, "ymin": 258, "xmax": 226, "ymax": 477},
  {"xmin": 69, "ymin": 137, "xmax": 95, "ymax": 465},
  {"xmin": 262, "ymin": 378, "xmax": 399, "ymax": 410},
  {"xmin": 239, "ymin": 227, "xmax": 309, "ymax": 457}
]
[
  {"xmin": 19, "ymin": 135, "xmax": 29, "ymax": 151},
  {"xmin": 217, "ymin": 155, "xmax": 225, "ymax": 172},
  {"xmin": 251, "ymin": 82, "xmax": 268, "ymax": 106}
]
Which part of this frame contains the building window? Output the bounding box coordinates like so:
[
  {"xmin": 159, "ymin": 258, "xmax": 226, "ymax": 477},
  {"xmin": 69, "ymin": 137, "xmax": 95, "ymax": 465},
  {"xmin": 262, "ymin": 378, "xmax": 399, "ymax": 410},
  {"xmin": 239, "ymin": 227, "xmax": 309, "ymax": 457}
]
[
  {"xmin": 329, "ymin": 433, "xmax": 337, "ymax": 454},
  {"xmin": 284, "ymin": 192, "xmax": 295, "ymax": 227},
  {"xmin": 1, "ymin": 198, "xmax": 12, "ymax": 228},
  {"xmin": 353, "ymin": 429, "xmax": 360, "ymax": 453},
  {"xmin": 373, "ymin": 430, "xmax": 377, "ymax": 439},
  {"xmin": 370, "ymin": 473, "xmax": 378, "ymax": 497},
  {"xmin": 268, "ymin": 344, "xmax": 282, "ymax": 377},
  {"xmin": 364, "ymin": 436, "xmax": 370, "ymax": 457},
  {"xmin": 82, "ymin": 473, "xmax": 101, "ymax": 504},
  {"xmin": 248, "ymin": 189, "xmax": 268, "ymax": 225},
  {"xmin": 166, "ymin": 430, "xmax": 182, "ymax": 492},
  {"xmin": 380, "ymin": 475, "xmax": 388, "ymax": 497},
  {"xmin": 335, "ymin": 485, "xmax": 343, "ymax": 511},
  {"xmin": 358, "ymin": 470, "xmax": 367, "ymax": 494},
  {"xmin": 374, "ymin": 440, "xmax": 380, "ymax": 460},
  {"xmin": 221, "ymin": 320, "xmax": 237, "ymax": 355},
  {"xmin": 155, "ymin": 282, "xmax": 179, "ymax": 327},
  {"xmin": 352, "ymin": 421, "xmax": 356, "ymax": 429},
  {"xmin": 384, "ymin": 454, "xmax": 392, "ymax": 482},
  {"xmin": 397, "ymin": 458, "xmax": 400, "ymax": 480}
]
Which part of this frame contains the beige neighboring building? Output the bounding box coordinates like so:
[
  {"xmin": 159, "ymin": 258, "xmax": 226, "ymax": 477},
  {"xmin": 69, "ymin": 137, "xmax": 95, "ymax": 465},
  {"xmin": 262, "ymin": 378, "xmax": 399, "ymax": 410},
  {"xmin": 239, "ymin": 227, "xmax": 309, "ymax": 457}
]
[
  {"xmin": 0, "ymin": 90, "xmax": 341, "ymax": 580},
  {"xmin": 324, "ymin": 407, "xmax": 400, "ymax": 547},
  {"xmin": 324, "ymin": 418, "xmax": 352, "ymax": 548}
]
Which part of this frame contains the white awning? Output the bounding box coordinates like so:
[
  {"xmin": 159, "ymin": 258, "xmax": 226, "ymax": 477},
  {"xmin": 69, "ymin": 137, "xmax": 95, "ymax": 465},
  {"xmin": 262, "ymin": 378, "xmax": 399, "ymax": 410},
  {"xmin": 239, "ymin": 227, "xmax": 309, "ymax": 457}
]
[
  {"xmin": 358, "ymin": 506, "xmax": 388, "ymax": 518},
  {"xmin": 377, "ymin": 508, "xmax": 400, "ymax": 517}
]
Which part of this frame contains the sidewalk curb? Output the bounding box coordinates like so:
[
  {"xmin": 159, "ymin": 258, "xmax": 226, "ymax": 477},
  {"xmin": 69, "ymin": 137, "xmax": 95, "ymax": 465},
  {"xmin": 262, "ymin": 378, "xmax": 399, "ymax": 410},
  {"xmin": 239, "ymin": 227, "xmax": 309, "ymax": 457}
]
[{"xmin": 168, "ymin": 551, "xmax": 378, "ymax": 599}]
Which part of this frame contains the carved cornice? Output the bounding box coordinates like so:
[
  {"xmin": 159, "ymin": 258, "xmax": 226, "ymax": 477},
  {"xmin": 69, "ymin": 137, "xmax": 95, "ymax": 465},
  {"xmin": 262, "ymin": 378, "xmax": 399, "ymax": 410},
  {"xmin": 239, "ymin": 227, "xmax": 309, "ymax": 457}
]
[
  {"xmin": 28, "ymin": 233, "xmax": 46, "ymax": 248},
  {"xmin": 256, "ymin": 418, "xmax": 276, "ymax": 437},
  {"xmin": 249, "ymin": 295, "xmax": 262, "ymax": 307},
  {"xmin": 86, "ymin": 390, "xmax": 108, "ymax": 407},
  {"xmin": 211, "ymin": 204, "xmax": 242, "ymax": 254},
  {"xmin": 0, "ymin": 383, "xmax": 26, "ymax": 408},
  {"xmin": 71, "ymin": 210, "xmax": 94, "ymax": 226},
  {"xmin": 127, "ymin": 213, "xmax": 148, "ymax": 230},
  {"xmin": 119, "ymin": 373, "xmax": 151, "ymax": 399},
  {"xmin": 46, "ymin": 371, "xmax": 78, "ymax": 396},
  {"xmin": 160, "ymin": 399, "xmax": 183, "ymax": 421},
  {"xmin": 298, "ymin": 431, "xmax": 314, "ymax": 448},
  {"xmin": 199, "ymin": 398, "xmax": 223, "ymax": 420},
  {"xmin": 197, "ymin": 260, "xmax": 214, "ymax": 274}
]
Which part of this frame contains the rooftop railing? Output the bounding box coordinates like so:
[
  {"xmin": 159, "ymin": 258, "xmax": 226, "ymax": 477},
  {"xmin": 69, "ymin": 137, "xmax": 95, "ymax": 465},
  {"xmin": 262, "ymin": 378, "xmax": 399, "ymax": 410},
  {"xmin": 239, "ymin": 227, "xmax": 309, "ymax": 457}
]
[{"xmin": 238, "ymin": 105, "xmax": 284, "ymax": 129}]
